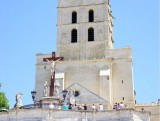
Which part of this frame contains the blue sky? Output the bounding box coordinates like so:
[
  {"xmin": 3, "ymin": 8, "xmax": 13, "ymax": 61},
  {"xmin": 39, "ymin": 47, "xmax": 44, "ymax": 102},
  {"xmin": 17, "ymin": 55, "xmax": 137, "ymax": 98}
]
[{"xmin": 0, "ymin": 0, "xmax": 159, "ymax": 108}]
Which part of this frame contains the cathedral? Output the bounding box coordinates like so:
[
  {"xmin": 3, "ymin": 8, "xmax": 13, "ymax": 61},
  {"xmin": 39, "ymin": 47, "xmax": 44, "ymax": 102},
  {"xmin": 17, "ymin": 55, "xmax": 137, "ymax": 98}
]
[
  {"xmin": 0, "ymin": 0, "xmax": 159, "ymax": 121},
  {"xmin": 35, "ymin": 0, "xmax": 135, "ymax": 109},
  {"xmin": 33, "ymin": 0, "xmax": 159, "ymax": 120}
]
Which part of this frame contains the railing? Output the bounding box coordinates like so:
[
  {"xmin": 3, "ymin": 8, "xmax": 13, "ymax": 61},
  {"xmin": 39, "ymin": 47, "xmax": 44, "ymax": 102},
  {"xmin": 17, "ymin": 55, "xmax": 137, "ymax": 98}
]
[
  {"xmin": 21, "ymin": 103, "xmax": 41, "ymax": 109},
  {"xmin": 136, "ymin": 102, "xmax": 160, "ymax": 106}
]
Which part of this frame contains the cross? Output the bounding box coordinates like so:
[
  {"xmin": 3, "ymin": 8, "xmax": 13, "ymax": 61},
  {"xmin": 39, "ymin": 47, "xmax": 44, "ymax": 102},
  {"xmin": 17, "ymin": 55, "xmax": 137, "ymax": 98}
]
[
  {"xmin": 43, "ymin": 52, "xmax": 64, "ymax": 62},
  {"xmin": 43, "ymin": 52, "xmax": 64, "ymax": 97}
]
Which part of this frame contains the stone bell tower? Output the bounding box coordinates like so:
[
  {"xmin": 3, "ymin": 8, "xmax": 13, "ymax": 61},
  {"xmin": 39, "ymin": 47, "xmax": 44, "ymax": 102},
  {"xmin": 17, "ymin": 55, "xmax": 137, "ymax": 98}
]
[{"xmin": 56, "ymin": 0, "xmax": 114, "ymax": 60}]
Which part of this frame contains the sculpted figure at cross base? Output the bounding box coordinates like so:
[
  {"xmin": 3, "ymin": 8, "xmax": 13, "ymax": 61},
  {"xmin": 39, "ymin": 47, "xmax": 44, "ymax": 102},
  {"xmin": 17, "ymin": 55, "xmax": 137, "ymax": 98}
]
[
  {"xmin": 43, "ymin": 81, "xmax": 49, "ymax": 97},
  {"xmin": 15, "ymin": 92, "xmax": 23, "ymax": 107},
  {"xmin": 54, "ymin": 79, "xmax": 60, "ymax": 98},
  {"xmin": 68, "ymin": 90, "xmax": 75, "ymax": 104}
]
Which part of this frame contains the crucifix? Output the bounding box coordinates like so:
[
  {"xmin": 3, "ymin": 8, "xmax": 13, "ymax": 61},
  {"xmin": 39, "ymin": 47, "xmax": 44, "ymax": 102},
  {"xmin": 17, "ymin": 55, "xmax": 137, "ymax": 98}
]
[{"xmin": 43, "ymin": 52, "xmax": 64, "ymax": 96}]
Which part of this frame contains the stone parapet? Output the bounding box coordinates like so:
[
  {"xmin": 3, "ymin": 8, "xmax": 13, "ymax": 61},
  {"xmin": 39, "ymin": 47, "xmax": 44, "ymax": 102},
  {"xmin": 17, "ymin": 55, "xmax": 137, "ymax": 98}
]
[
  {"xmin": 136, "ymin": 103, "xmax": 160, "ymax": 121},
  {"xmin": 0, "ymin": 109, "xmax": 150, "ymax": 121},
  {"xmin": 136, "ymin": 103, "xmax": 160, "ymax": 107}
]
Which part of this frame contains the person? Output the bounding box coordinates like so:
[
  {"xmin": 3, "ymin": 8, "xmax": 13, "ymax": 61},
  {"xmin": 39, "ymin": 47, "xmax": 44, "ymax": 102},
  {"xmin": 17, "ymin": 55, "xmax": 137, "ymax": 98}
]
[
  {"xmin": 99, "ymin": 104, "xmax": 103, "ymax": 111},
  {"xmin": 78, "ymin": 104, "xmax": 84, "ymax": 110},
  {"xmin": 62, "ymin": 104, "xmax": 68, "ymax": 110},
  {"xmin": 84, "ymin": 104, "xmax": 87, "ymax": 110},
  {"xmin": 49, "ymin": 103, "xmax": 55, "ymax": 109},
  {"xmin": 75, "ymin": 101, "xmax": 77, "ymax": 106},
  {"xmin": 73, "ymin": 101, "xmax": 78, "ymax": 110},
  {"xmin": 92, "ymin": 104, "xmax": 96, "ymax": 111},
  {"xmin": 119, "ymin": 102, "xmax": 124, "ymax": 109},
  {"xmin": 117, "ymin": 103, "xmax": 120, "ymax": 109},
  {"xmin": 113, "ymin": 103, "xmax": 117, "ymax": 109},
  {"xmin": 68, "ymin": 103, "xmax": 72, "ymax": 110}
]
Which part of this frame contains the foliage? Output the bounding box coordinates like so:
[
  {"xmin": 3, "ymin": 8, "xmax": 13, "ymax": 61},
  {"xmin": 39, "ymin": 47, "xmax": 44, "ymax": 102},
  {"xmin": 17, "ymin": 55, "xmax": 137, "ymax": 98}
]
[{"xmin": 0, "ymin": 83, "xmax": 9, "ymax": 109}]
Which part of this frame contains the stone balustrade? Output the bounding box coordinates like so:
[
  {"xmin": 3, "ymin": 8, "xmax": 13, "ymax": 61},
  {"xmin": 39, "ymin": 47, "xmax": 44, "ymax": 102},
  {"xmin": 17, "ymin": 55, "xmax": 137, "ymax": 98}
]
[{"xmin": 0, "ymin": 109, "xmax": 150, "ymax": 121}]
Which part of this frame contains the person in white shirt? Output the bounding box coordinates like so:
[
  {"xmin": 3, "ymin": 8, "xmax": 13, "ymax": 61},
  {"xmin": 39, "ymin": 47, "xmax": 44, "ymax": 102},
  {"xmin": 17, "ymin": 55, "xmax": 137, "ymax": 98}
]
[
  {"xmin": 92, "ymin": 104, "xmax": 96, "ymax": 111},
  {"xmin": 49, "ymin": 103, "xmax": 55, "ymax": 109},
  {"xmin": 119, "ymin": 102, "xmax": 124, "ymax": 109},
  {"xmin": 99, "ymin": 104, "xmax": 103, "ymax": 111}
]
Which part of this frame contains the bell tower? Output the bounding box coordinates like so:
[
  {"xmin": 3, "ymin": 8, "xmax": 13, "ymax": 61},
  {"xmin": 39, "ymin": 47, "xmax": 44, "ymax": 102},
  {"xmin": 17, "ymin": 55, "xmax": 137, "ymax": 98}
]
[{"xmin": 56, "ymin": 0, "xmax": 114, "ymax": 60}]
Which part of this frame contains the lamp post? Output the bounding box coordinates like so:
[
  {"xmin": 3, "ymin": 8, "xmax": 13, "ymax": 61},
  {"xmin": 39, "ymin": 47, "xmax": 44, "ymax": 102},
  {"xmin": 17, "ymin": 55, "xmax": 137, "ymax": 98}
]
[
  {"xmin": 62, "ymin": 90, "xmax": 68, "ymax": 101},
  {"xmin": 31, "ymin": 91, "xmax": 37, "ymax": 103}
]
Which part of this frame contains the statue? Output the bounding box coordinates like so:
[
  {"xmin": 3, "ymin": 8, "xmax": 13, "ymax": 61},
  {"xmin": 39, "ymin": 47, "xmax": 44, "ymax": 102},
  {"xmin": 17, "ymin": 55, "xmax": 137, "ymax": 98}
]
[
  {"xmin": 54, "ymin": 79, "xmax": 60, "ymax": 98},
  {"xmin": 43, "ymin": 81, "xmax": 49, "ymax": 97},
  {"xmin": 51, "ymin": 61, "xmax": 55, "ymax": 79},
  {"xmin": 14, "ymin": 92, "xmax": 23, "ymax": 108},
  {"xmin": 46, "ymin": 58, "xmax": 61, "ymax": 79},
  {"xmin": 68, "ymin": 90, "xmax": 75, "ymax": 104}
]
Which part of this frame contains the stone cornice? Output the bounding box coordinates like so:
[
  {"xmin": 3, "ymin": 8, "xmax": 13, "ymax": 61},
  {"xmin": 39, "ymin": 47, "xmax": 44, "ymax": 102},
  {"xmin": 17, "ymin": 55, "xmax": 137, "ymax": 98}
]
[{"xmin": 58, "ymin": 2, "xmax": 109, "ymax": 8}]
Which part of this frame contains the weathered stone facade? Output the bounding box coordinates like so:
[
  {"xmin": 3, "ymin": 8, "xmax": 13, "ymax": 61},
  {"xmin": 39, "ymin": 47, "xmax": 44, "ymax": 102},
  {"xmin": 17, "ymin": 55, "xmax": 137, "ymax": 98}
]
[
  {"xmin": 35, "ymin": 48, "xmax": 135, "ymax": 108},
  {"xmin": 0, "ymin": 0, "xmax": 158, "ymax": 121},
  {"xmin": 57, "ymin": 0, "xmax": 113, "ymax": 60},
  {"xmin": 35, "ymin": 0, "xmax": 135, "ymax": 109},
  {"xmin": 33, "ymin": 0, "xmax": 159, "ymax": 120},
  {"xmin": 0, "ymin": 109, "xmax": 150, "ymax": 121}
]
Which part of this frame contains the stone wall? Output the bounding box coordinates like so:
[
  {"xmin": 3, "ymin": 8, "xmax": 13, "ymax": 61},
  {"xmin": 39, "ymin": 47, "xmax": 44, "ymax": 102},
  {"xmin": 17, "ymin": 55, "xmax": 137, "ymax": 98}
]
[
  {"xmin": 111, "ymin": 48, "xmax": 135, "ymax": 108},
  {"xmin": 35, "ymin": 47, "xmax": 135, "ymax": 109},
  {"xmin": 136, "ymin": 103, "xmax": 160, "ymax": 121},
  {"xmin": 0, "ymin": 109, "xmax": 150, "ymax": 121}
]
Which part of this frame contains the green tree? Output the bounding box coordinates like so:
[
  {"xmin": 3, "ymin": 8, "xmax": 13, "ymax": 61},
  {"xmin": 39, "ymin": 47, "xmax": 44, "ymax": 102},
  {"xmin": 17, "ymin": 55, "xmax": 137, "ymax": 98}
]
[{"xmin": 0, "ymin": 83, "xmax": 9, "ymax": 109}]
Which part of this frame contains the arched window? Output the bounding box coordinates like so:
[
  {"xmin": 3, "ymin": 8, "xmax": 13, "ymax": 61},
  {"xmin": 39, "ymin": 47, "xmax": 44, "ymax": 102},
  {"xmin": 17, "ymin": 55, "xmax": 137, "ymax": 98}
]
[
  {"xmin": 88, "ymin": 28, "xmax": 94, "ymax": 41},
  {"xmin": 71, "ymin": 29, "xmax": 77, "ymax": 43},
  {"xmin": 72, "ymin": 11, "xmax": 77, "ymax": 23},
  {"xmin": 89, "ymin": 10, "xmax": 94, "ymax": 22}
]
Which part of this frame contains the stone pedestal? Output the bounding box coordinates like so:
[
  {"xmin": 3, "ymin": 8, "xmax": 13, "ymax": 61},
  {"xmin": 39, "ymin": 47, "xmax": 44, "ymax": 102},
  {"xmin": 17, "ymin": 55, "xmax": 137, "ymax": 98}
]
[
  {"xmin": 14, "ymin": 104, "xmax": 23, "ymax": 108},
  {"xmin": 40, "ymin": 97, "xmax": 62, "ymax": 109}
]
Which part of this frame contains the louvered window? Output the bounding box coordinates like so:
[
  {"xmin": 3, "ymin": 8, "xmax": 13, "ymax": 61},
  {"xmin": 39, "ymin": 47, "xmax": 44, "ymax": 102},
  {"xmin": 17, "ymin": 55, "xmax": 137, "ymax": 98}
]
[
  {"xmin": 88, "ymin": 28, "xmax": 94, "ymax": 41},
  {"xmin": 71, "ymin": 29, "xmax": 77, "ymax": 43},
  {"xmin": 72, "ymin": 12, "xmax": 77, "ymax": 23},
  {"xmin": 89, "ymin": 10, "xmax": 94, "ymax": 22}
]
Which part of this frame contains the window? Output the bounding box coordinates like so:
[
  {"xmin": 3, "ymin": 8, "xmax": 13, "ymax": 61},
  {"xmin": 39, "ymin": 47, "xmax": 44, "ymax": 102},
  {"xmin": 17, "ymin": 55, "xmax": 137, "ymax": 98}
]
[
  {"xmin": 74, "ymin": 90, "xmax": 80, "ymax": 97},
  {"xmin": 72, "ymin": 11, "xmax": 77, "ymax": 23},
  {"xmin": 88, "ymin": 28, "xmax": 94, "ymax": 41},
  {"xmin": 107, "ymin": 76, "xmax": 109, "ymax": 80},
  {"xmin": 71, "ymin": 29, "xmax": 77, "ymax": 43},
  {"xmin": 89, "ymin": 10, "xmax": 94, "ymax": 22}
]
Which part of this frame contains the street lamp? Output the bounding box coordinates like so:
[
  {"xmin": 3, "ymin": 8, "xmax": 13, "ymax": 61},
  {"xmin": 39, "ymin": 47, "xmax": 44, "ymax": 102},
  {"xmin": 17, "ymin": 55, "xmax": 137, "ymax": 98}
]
[
  {"xmin": 62, "ymin": 90, "xmax": 68, "ymax": 101},
  {"xmin": 31, "ymin": 91, "xmax": 37, "ymax": 102}
]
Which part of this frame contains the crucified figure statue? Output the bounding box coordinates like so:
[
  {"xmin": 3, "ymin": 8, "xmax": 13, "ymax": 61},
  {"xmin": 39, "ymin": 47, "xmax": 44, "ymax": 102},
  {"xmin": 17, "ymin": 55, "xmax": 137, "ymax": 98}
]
[
  {"xmin": 46, "ymin": 58, "xmax": 61, "ymax": 79},
  {"xmin": 43, "ymin": 52, "xmax": 64, "ymax": 97}
]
